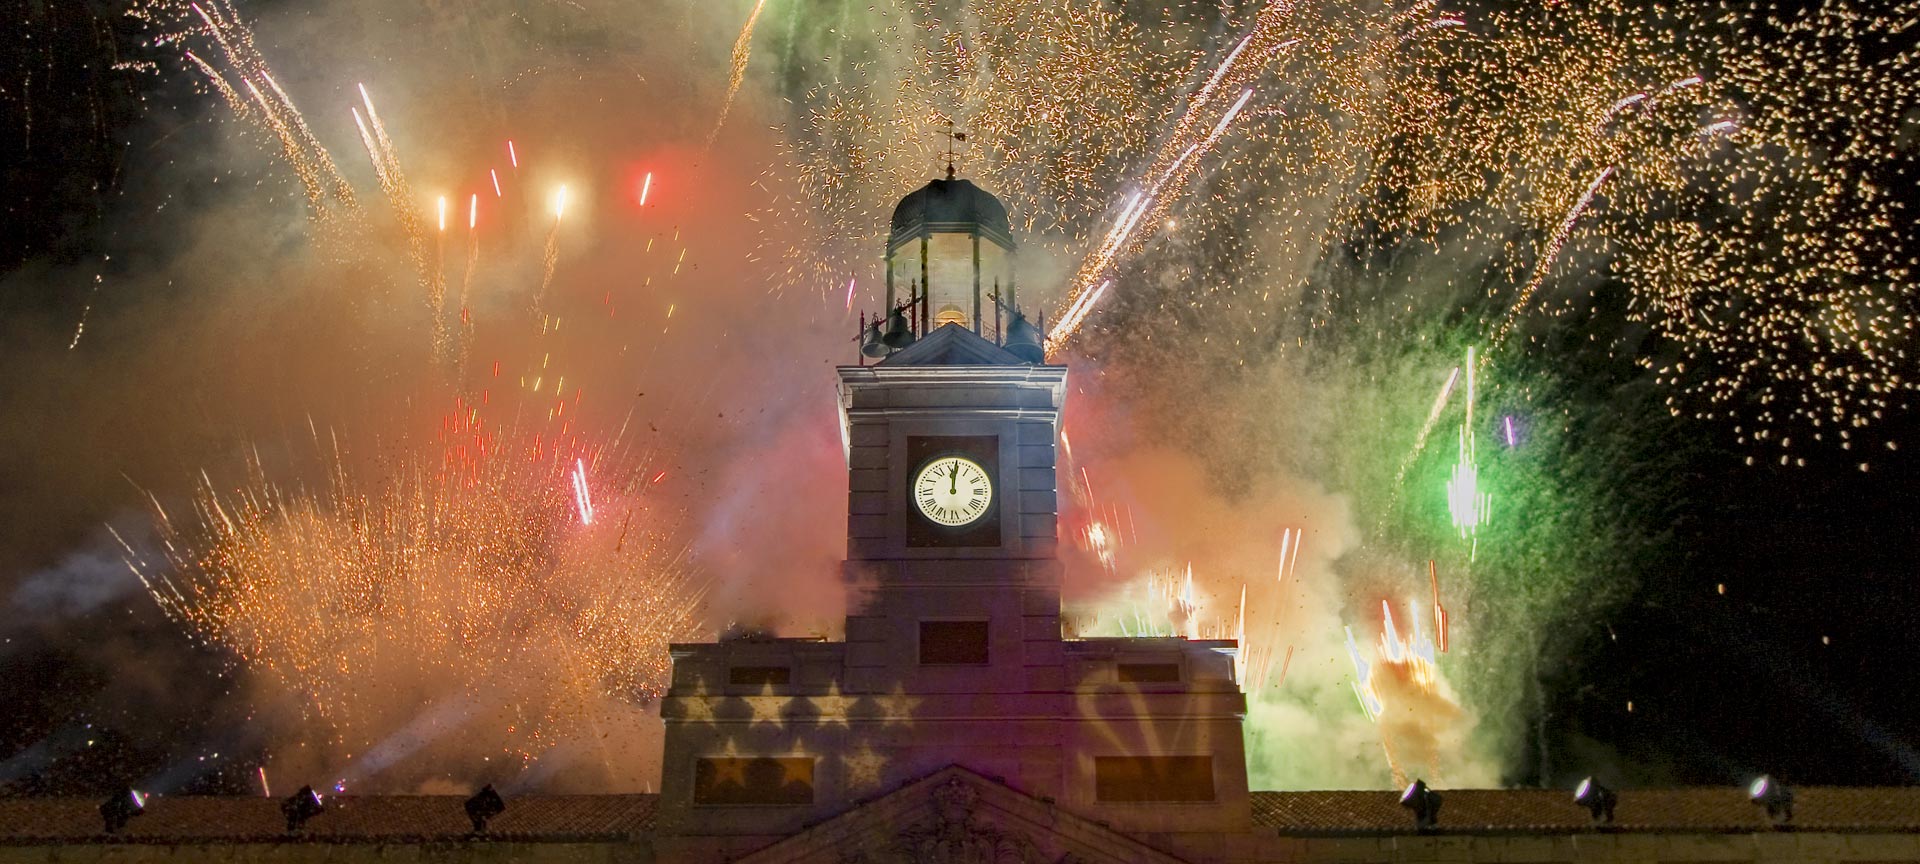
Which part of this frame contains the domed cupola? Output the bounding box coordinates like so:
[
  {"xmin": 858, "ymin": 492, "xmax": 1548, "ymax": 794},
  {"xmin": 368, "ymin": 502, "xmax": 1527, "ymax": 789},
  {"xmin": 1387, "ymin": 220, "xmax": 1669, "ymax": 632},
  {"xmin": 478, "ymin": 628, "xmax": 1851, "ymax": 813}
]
[
  {"xmin": 889, "ymin": 178, "xmax": 1013, "ymax": 249},
  {"xmin": 882, "ymin": 171, "xmax": 1018, "ymax": 341}
]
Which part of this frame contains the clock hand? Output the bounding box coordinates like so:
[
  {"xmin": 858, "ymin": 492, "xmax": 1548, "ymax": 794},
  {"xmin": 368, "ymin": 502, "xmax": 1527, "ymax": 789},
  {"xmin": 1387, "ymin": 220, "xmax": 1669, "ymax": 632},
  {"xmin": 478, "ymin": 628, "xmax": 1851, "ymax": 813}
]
[{"xmin": 949, "ymin": 462, "xmax": 959, "ymax": 495}]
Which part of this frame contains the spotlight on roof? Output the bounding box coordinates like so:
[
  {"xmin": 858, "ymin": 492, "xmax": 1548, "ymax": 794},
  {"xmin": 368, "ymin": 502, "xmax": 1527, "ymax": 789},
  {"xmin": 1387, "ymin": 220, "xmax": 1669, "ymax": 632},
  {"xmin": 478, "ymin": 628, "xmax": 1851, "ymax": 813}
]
[
  {"xmin": 1574, "ymin": 777, "xmax": 1617, "ymax": 824},
  {"xmin": 98, "ymin": 787, "xmax": 145, "ymax": 833},
  {"xmin": 1400, "ymin": 778, "xmax": 1442, "ymax": 830},
  {"xmin": 1748, "ymin": 775, "xmax": 1793, "ymax": 824},
  {"xmin": 281, "ymin": 785, "xmax": 326, "ymax": 833},
  {"xmin": 464, "ymin": 784, "xmax": 506, "ymax": 833}
]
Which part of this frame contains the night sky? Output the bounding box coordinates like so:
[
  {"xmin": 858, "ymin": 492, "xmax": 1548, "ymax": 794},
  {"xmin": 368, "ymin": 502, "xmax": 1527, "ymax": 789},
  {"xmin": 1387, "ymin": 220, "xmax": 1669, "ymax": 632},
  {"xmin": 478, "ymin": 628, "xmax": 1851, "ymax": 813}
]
[{"xmin": 3, "ymin": 0, "xmax": 1918, "ymax": 796}]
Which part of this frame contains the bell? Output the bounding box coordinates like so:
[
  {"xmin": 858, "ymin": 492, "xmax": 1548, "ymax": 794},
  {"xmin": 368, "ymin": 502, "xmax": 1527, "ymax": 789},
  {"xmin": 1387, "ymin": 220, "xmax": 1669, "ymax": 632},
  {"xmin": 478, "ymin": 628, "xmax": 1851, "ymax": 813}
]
[
  {"xmin": 859, "ymin": 319, "xmax": 891, "ymax": 358},
  {"xmin": 881, "ymin": 307, "xmax": 916, "ymax": 348},
  {"xmin": 1002, "ymin": 310, "xmax": 1044, "ymax": 363}
]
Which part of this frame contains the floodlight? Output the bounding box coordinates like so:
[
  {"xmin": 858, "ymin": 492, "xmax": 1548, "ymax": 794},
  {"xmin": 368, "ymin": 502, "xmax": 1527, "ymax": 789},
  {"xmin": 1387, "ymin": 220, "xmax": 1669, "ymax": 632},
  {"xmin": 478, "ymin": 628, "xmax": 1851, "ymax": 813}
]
[
  {"xmin": 1573, "ymin": 776, "xmax": 1617, "ymax": 824},
  {"xmin": 1400, "ymin": 778, "xmax": 1442, "ymax": 830},
  {"xmin": 98, "ymin": 787, "xmax": 145, "ymax": 833},
  {"xmin": 465, "ymin": 784, "xmax": 506, "ymax": 833},
  {"xmin": 1748, "ymin": 775, "xmax": 1793, "ymax": 824},
  {"xmin": 281, "ymin": 784, "xmax": 326, "ymax": 832}
]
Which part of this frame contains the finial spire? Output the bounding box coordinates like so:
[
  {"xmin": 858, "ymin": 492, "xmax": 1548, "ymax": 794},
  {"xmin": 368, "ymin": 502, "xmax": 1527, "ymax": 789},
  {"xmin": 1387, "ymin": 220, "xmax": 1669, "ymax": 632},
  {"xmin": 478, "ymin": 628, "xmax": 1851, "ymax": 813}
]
[{"xmin": 940, "ymin": 118, "xmax": 969, "ymax": 180}]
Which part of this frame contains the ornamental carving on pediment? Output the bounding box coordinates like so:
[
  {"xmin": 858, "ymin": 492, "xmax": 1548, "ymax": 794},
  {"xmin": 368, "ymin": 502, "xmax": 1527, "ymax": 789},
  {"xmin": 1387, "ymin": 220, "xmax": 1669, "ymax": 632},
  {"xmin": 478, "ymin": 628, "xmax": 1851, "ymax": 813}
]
[{"xmin": 885, "ymin": 777, "xmax": 1045, "ymax": 864}]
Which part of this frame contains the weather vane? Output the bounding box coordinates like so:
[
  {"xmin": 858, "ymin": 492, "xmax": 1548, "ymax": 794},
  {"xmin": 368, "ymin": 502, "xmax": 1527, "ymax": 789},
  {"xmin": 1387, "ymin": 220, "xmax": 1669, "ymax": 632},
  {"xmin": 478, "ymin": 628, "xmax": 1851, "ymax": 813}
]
[{"xmin": 939, "ymin": 118, "xmax": 969, "ymax": 180}]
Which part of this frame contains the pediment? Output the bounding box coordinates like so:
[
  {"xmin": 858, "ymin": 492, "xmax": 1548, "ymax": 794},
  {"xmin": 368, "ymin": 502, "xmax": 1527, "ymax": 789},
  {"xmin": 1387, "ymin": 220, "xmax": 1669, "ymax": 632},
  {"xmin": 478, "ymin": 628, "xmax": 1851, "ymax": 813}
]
[
  {"xmin": 735, "ymin": 766, "xmax": 1191, "ymax": 864},
  {"xmin": 878, "ymin": 324, "xmax": 1028, "ymax": 367}
]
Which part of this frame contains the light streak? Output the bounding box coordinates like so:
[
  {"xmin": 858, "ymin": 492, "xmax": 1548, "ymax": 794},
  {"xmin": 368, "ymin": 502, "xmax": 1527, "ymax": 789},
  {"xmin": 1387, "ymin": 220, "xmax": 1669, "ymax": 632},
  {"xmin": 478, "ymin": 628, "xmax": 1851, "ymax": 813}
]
[
  {"xmin": 571, "ymin": 458, "xmax": 595, "ymax": 525},
  {"xmin": 639, "ymin": 172, "xmax": 653, "ymax": 206},
  {"xmin": 507, "ymin": 139, "xmax": 517, "ymax": 168},
  {"xmin": 468, "ymin": 194, "xmax": 477, "ymax": 230},
  {"xmin": 490, "ymin": 169, "xmax": 501, "ymax": 197},
  {"xmin": 436, "ymin": 196, "xmax": 446, "ymax": 233},
  {"xmin": 1232, "ymin": 582, "xmax": 1248, "ymax": 687},
  {"xmin": 1045, "ymin": 279, "xmax": 1110, "ymax": 351},
  {"xmin": 1446, "ymin": 347, "xmax": 1491, "ymax": 547},
  {"xmin": 1344, "ymin": 626, "xmax": 1383, "ymax": 721},
  {"xmin": 1276, "ymin": 527, "xmax": 1303, "ymax": 583}
]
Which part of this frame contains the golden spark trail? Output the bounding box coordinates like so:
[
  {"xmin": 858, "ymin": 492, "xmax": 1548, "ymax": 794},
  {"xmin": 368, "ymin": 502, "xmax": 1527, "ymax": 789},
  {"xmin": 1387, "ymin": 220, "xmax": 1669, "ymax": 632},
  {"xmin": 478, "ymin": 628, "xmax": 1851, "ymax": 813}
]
[
  {"xmin": 535, "ymin": 186, "xmax": 567, "ymax": 310},
  {"xmin": 184, "ymin": 51, "xmax": 251, "ymax": 118},
  {"xmin": 1394, "ymin": 366, "xmax": 1461, "ymax": 488},
  {"xmin": 179, "ymin": 3, "xmax": 355, "ymax": 219},
  {"xmin": 1492, "ymin": 165, "xmax": 1616, "ymax": 347},
  {"xmin": 241, "ymin": 78, "xmax": 330, "ymax": 211},
  {"xmin": 459, "ymin": 194, "xmax": 479, "ymax": 373},
  {"xmin": 353, "ymin": 84, "xmax": 448, "ymax": 359},
  {"xmin": 706, "ymin": 0, "xmax": 767, "ymax": 152},
  {"xmin": 1045, "ymin": 59, "xmax": 1266, "ymax": 354}
]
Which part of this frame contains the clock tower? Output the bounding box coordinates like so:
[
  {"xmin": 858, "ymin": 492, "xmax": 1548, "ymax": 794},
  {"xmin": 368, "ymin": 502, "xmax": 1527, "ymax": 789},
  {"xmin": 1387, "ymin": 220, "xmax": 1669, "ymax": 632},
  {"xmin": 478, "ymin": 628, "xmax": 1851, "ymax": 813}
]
[{"xmin": 656, "ymin": 177, "xmax": 1249, "ymax": 861}]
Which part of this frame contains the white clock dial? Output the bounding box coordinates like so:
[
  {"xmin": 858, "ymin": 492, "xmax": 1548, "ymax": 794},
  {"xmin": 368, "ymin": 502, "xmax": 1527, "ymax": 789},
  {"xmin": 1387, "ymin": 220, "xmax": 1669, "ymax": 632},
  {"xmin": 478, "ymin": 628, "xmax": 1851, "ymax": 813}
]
[{"xmin": 913, "ymin": 456, "xmax": 993, "ymax": 527}]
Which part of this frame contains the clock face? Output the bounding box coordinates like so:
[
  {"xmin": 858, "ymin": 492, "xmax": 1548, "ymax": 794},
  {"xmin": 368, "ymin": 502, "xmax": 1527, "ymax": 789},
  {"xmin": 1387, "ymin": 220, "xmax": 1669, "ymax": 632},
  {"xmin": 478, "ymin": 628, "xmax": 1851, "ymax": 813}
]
[{"xmin": 913, "ymin": 456, "xmax": 993, "ymax": 527}]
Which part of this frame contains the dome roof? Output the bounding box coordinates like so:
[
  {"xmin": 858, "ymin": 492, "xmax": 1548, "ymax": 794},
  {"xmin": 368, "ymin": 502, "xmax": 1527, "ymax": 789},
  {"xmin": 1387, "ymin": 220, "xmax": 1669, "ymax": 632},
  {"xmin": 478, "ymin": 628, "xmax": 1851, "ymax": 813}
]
[{"xmin": 888, "ymin": 178, "xmax": 1014, "ymax": 250}]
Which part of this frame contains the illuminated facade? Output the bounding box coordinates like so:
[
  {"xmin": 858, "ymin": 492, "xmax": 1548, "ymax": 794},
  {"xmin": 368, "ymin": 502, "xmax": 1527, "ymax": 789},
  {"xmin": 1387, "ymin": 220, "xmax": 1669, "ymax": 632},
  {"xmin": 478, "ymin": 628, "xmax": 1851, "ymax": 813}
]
[{"xmin": 653, "ymin": 176, "xmax": 1250, "ymax": 862}]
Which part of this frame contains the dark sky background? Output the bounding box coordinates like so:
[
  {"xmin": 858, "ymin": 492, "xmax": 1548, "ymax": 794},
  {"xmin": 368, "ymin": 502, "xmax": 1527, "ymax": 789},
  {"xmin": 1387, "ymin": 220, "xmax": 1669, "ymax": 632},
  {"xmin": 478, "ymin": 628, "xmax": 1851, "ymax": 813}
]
[{"xmin": 3, "ymin": 0, "xmax": 1918, "ymax": 795}]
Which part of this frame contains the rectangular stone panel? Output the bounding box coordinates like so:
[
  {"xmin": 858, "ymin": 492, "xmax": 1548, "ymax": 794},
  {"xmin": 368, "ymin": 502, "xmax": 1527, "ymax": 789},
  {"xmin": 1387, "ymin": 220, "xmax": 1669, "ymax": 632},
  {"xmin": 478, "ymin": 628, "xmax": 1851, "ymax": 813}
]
[
  {"xmin": 691, "ymin": 757, "xmax": 814, "ymax": 806},
  {"xmin": 919, "ymin": 620, "xmax": 991, "ymax": 665},
  {"xmin": 1118, "ymin": 663, "xmax": 1182, "ymax": 683},
  {"xmin": 727, "ymin": 666, "xmax": 791, "ymax": 687},
  {"xmin": 1094, "ymin": 756, "xmax": 1215, "ymax": 802},
  {"xmin": 1017, "ymin": 444, "xmax": 1054, "ymax": 468},
  {"xmin": 1018, "ymin": 468, "xmax": 1054, "ymax": 491},
  {"xmin": 848, "ymin": 491, "xmax": 889, "ymax": 515}
]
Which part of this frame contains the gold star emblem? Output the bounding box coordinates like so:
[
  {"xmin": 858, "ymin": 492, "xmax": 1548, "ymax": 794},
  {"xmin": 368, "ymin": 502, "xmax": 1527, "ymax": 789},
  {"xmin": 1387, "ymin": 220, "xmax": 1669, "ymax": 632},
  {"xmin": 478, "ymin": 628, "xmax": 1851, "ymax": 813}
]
[
  {"xmin": 706, "ymin": 741, "xmax": 747, "ymax": 787},
  {"xmin": 747, "ymin": 682, "xmax": 786, "ymax": 726},
  {"xmin": 806, "ymin": 680, "xmax": 853, "ymax": 728},
  {"xmin": 872, "ymin": 683, "xmax": 921, "ymax": 726},
  {"xmin": 842, "ymin": 744, "xmax": 887, "ymax": 790},
  {"xmin": 670, "ymin": 682, "xmax": 717, "ymax": 724},
  {"xmin": 779, "ymin": 755, "xmax": 814, "ymax": 786}
]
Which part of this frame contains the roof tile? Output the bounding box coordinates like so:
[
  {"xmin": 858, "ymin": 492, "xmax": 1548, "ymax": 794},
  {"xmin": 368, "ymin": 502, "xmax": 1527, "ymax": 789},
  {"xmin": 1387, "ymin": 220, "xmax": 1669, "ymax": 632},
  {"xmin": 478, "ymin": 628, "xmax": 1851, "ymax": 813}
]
[
  {"xmin": 1249, "ymin": 788, "xmax": 1920, "ymax": 834},
  {"xmin": 0, "ymin": 794, "xmax": 656, "ymax": 844}
]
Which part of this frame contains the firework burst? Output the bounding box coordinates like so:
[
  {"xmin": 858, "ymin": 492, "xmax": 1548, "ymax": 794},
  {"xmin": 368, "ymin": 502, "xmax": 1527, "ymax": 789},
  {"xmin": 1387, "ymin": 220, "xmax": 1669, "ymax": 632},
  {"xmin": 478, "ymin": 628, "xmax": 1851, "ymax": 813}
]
[{"xmin": 130, "ymin": 405, "xmax": 706, "ymax": 785}]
